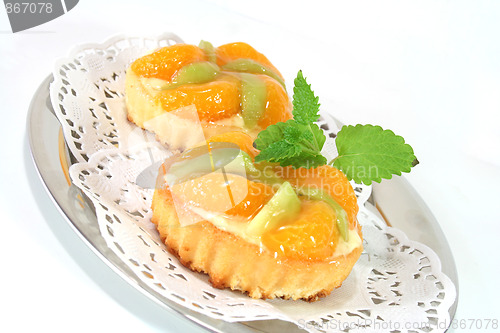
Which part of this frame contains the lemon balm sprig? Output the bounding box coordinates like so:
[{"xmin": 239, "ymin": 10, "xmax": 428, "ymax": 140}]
[
  {"xmin": 254, "ymin": 70, "xmax": 417, "ymax": 185},
  {"xmin": 254, "ymin": 71, "xmax": 327, "ymax": 168}
]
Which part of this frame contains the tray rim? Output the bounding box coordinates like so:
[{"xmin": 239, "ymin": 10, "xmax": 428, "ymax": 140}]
[{"xmin": 27, "ymin": 74, "xmax": 458, "ymax": 332}]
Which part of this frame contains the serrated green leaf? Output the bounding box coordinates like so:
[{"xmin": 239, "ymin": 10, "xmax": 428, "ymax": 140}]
[
  {"xmin": 309, "ymin": 123, "xmax": 326, "ymax": 151},
  {"xmin": 283, "ymin": 125, "xmax": 303, "ymax": 144},
  {"xmin": 279, "ymin": 152, "xmax": 327, "ymax": 169},
  {"xmin": 254, "ymin": 121, "xmax": 289, "ymax": 149},
  {"xmin": 332, "ymin": 124, "xmax": 417, "ymax": 185},
  {"xmin": 254, "ymin": 140, "xmax": 302, "ymax": 163},
  {"xmin": 292, "ymin": 70, "xmax": 320, "ymax": 124}
]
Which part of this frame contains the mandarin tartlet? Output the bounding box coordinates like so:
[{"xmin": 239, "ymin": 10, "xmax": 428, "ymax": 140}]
[
  {"xmin": 151, "ymin": 132, "xmax": 363, "ymax": 301},
  {"xmin": 125, "ymin": 41, "xmax": 292, "ymax": 150}
]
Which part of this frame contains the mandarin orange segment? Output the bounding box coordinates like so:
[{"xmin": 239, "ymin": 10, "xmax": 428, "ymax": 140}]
[
  {"xmin": 207, "ymin": 131, "xmax": 259, "ymax": 159},
  {"xmin": 156, "ymin": 75, "xmax": 241, "ymax": 122},
  {"xmin": 278, "ymin": 165, "xmax": 359, "ymax": 228},
  {"xmin": 216, "ymin": 42, "xmax": 283, "ymax": 79},
  {"xmin": 131, "ymin": 44, "xmax": 207, "ymax": 81},
  {"xmin": 262, "ymin": 200, "xmax": 339, "ymax": 260},
  {"xmin": 226, "ymin": 180, "xmax": 274, "ymax": 218},
  {"xmin": 257, "ymin": 75, "xmax": 293, "ymax": 129}
]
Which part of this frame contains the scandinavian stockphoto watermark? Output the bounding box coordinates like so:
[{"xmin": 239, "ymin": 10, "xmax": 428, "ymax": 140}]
[
  {"xmin": 131, "ymin": 105, "xmax": 373, "ymax": 227},
  {"xmin": 298, "ymin": 317, "xmax": 499, "ymax": 331},
  {"xmin": 3, "ymin": 0, "xmax": 78, "ymax": 32}
]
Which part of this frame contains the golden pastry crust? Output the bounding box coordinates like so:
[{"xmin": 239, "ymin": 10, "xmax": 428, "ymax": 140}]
[{"xmin": 152, "ymin": 187, "xmax": 363, "ymax": 301}]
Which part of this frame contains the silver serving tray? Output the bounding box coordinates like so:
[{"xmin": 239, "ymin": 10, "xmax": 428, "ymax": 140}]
[{"xmin": 27, "ymin": 75, "xmax": 458, "ymax": 332}]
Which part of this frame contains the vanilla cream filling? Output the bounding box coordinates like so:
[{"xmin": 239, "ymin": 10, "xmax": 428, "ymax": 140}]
[
  {"xmin": 140, "ymin": 77, "xmax": 171, "ymax": 91},
  {"xmin": 332, "ymin": 228, "xmax": 362, "ymax": 257}
]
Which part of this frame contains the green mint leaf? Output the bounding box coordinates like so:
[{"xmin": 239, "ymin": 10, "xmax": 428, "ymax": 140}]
[
  {"xmin": 283, "ymin": 125, "xmax": 303, "ymax": 144},
  {"xmin": 254, "ymin": 121, "xmax": 289, "ymax": 149},
  {"xmin": 255, "ymin": 140, "xmax": 301, "ymax": 163},
  {"xmin": 292, "ymin": 70, "xmax": 320, "ymax": 124},
  {"xmin": 309, "ymin": 123, "xmax": 326, "ymax": 151},
  {"xmin": 254, "ymin": 119, "xmax": 327, "ymax": 167},
  {"xmin": 254, "ymin": 121, "xmax": 302, "ymax": 163},
  {"xmin": 254, "ymin": 71, "xmax": 327, "ymax": 169},
  {"xmin": 279, "ymin": 152, "xmax": 327, "ymax": 169},
  {"xmin": 332, "ymin": 124, "xmax": 417, "ymax": 185}
]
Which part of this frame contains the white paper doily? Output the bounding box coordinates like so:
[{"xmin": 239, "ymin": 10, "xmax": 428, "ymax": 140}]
[{"xmin": 51, "ymin": 35, "xmax": 456, "ymax": 332}]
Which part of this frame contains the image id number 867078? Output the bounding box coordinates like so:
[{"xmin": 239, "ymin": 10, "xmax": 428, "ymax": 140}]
[
  {"xmin": 5, "ymin": 2, "xmax": 53, "ymax": 14},
  {"xmin": 450, "ymin": 318, "xmax": 498, "ymax": 330}
]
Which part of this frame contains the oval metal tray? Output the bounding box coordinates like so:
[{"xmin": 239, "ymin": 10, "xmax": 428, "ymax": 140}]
[{"xmin": 27, "ymin": 75, "xmax": 458, "ymax": 332}]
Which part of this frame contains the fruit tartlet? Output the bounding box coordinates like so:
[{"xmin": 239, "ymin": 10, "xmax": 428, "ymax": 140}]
[
  {"xmin": 125, "ymin": 41, "xmax": 292, "ymax": 150},
  {"xmin": 151, "ymin": 132, "xmax": 363, "ymax": 301}
]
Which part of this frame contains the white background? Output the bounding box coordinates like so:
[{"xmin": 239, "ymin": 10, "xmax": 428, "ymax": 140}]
[{"xmin": 1, "ymin": 0, "xmax": 499, "ymax": 332}]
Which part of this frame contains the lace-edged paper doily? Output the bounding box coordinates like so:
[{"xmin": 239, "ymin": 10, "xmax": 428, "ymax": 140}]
[{"xmin": 51, "ymin": 35, "xmax": 456, "ymax": 332}]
